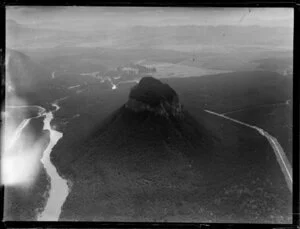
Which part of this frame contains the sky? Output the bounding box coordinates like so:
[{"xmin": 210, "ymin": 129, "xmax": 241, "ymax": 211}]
[{"xmin": 6, "ymin": 7, "xmax": 294, "ymax": 32}]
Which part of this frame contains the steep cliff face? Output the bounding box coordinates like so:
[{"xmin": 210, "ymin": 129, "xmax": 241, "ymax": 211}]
[{"xmin": 126, "ymin": 77, "xmax": 184, "ymax": 118}]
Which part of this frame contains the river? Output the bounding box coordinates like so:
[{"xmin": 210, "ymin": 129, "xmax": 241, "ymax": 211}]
[
  {"xmin": 37, "ymin": 102, "xmax": 69, "ymax": 221},
  {"xmin": 5, "ymin": 102, "xmax": 69, "ymax": 220}
]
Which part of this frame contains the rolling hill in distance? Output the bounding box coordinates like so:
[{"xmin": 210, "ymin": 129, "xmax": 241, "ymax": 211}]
[
  {"xmin": 7, "ymin": 19, "xmax": 292, "ymax": 50},
  {"xmin": 9, "ymin": 20, "xmax": 292, "ymax": 76}
]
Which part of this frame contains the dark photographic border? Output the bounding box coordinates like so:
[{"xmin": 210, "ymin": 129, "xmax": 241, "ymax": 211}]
[{"xmin": 1, "ymin": 1, "xmax": 299, "ymax": 229}]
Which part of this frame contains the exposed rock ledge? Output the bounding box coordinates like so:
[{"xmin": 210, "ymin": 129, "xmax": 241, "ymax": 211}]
[
  {"xmin": 125, "ymin": 77, "xmax": 184, "ymax": 118},
  {"xmin": 125, "ymin": 98, "xmax": 184, "ymax": 118}
]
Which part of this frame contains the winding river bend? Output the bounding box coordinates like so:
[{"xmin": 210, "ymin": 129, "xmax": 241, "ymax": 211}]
[
  {"xmin": 5, "ymin": 102, "xmax": 69, "ymax": 221},
  {"xmin": 37, "ymin": 102, "xmax": 69, "ymax": 221},
  {"xmin": 4, "ymin": 103, "xmax": 69, "ymax": 220},
  {"xmin": 205, "ymin": 109, "xmax": 293, "ymax": 193}
]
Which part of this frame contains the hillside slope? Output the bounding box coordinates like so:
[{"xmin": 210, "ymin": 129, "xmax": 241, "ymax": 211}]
[{"xmin": 53, "ymin": 77, "xmax": 291, "ymax": 223}]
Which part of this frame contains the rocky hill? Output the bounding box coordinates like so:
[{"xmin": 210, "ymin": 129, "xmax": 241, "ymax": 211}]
[
  {"xmin": 51, "ymin": 76, "xmax": 290, "ymax": 222},
  {"xmin": 126, "ymin": 77, "xmax": 183, "ymax": 118}
]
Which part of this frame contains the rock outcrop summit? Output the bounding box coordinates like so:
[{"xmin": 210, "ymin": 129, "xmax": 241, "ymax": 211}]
[{"xmin": 126, "ymin": 77, "xmax": 183, "ymax": 118}]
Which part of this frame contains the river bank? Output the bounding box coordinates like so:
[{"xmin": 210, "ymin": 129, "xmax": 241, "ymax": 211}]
[
  {"xmin": 3, "ymin": 102, "xmax": 70, "ymax": 221},
  {"xmin": 37, "ymin": 102, "xmax": 70, "ymax": 221}
]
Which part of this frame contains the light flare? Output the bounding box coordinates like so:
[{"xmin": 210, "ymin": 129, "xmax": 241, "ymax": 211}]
[
  {"xmin": 1, "ymin": 137, "xmax": 46, "ymax": 188},
  {"xmin": 1, "ymin": 84, "xmax": 46, "ymax": 187}
]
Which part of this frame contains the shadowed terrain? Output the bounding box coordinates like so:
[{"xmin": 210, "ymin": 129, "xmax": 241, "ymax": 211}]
[{"xmin": 50, "ymin": 77, "xmax": 291, "ymax": 223}]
